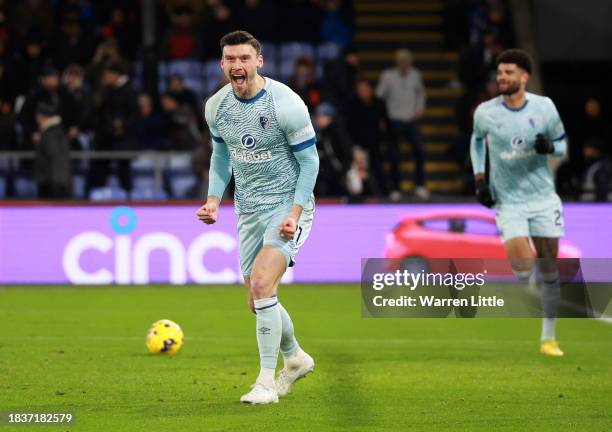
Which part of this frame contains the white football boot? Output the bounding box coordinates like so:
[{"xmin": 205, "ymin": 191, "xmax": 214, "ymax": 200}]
[
  {"xmin": 275, "ymin": 349, "xmax": 315, "ymax": 397},
  {"xmin": 240, "ymin": 382, "xmax": 279, "ymax": 405}
]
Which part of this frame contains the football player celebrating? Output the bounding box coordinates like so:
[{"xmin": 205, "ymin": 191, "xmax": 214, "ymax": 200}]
[
  {"xmin": 197, "ymin": 31, "xmax": 319, "ymax": 403},
  {"xmin": 470, "ymin": 49, "xmax": 567, "ymax": 356}
]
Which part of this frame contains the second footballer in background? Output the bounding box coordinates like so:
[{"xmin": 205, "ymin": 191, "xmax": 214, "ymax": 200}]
[{"xmin": 470, "ymin": 49, "xmax": 568, "ymax": 356}]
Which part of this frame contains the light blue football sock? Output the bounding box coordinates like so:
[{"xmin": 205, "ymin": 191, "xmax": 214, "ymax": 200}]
[
  {"xmin": 254, "ymin": 297, "xmax": 282, "ymax": 370},
  {"xmin": 540, "ymin": 271, "xmax": 560, "ymax": 341},
  {"xmin": 278, "ymin": 303, "xmax": 299, "ymax": 358}
]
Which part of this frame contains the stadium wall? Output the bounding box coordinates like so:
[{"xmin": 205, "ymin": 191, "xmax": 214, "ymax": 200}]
[{"xmin": 0, "ymin": 203, "xmax": 610, "ymax": 284}]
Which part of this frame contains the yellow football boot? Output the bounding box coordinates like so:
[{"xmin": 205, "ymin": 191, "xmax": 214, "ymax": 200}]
[{"xmin": 540, "ymin": 340, "xmax": 564, "ymax": 356}]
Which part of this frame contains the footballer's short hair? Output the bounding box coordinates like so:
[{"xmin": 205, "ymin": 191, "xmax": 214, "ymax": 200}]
[
  {"xmin": 220, "ymin": 30, "xmax": 262, "ymax": 56},
  {"xmin": 496, "ymin": 49, "xmax": 533, "ymax": 74}
]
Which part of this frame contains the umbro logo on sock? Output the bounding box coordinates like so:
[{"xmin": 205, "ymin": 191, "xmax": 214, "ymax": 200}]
[{"xmin": 258, "ymin": 327, "xmax": 271, "ymax": 335}]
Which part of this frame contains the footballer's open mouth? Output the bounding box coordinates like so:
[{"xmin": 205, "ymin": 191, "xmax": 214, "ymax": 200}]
[{"xmin": 231, "ymin": 72, "xmax": 246, "ymax": 86}]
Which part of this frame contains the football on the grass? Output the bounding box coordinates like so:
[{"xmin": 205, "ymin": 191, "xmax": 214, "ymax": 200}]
[{"xmin": 146, "ymin": 319, "xmax": 184, "ymax": 355}]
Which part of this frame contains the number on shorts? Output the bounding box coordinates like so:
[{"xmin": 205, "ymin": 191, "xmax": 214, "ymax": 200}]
[
  {"xmin": 554, "ymin": 210, "xmax": 563, "ymax": 226},
  {"xmin": 295, "ymin": 226, "xmax": 303, "ymax": 244}
]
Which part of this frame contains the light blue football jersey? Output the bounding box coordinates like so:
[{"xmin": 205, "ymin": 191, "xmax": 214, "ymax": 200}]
[
  {"xmin": 470, "ymin": 92, "xmax": 567, "ymax": 204},
  {"xmin": 205, "ymin": 78, "xmax": 316, "ymax": 214}
]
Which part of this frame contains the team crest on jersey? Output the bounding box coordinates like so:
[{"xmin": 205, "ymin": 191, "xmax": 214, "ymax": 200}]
[
  {"xmin": 510, "ymin": 136, "xmax": 527, "ymax": 150},
  {"xmin": 241, "ymin": 133, "xmax": 256, "ymax": 149},
  {"xmin": 259, "ymin": 114, "xmax": 270, "ymax": 129}
]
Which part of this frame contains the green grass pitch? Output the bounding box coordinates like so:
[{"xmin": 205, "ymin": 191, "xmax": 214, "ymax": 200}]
[{"xmin": 0, "ymin": 285, "xmax": 611, "ymax": 431}]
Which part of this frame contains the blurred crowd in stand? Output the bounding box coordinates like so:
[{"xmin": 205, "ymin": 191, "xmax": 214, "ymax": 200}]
[{"xmin": 0, "ymin": 0, "xmax": 608, "ymax": 201}]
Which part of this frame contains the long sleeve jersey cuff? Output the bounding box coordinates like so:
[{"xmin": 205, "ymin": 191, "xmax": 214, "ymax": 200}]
[
  {"xmin": 292, "ymin": 144, "xmax": 319, "ymax": 207},
  {"xmin": 470, "ymin": 135, "xmax": 486, "ymax": 174},
  {"xmin": 553, "ymin": 135, "xmax": 567, "ymax": 157}
]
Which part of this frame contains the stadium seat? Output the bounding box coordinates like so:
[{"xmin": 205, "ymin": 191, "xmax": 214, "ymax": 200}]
[
  {"xmin": 132, "ymin": 176, "xmax": 156, "ymax": 191},
  {"xmin": 205, "ymin": 60, "xmax": 224, "ymax": 95},
  {"xmin": 71, "ymin": 152, "xmax": 90, "ymax": 199},
  {"xmin": 131, "ymin": 61, "xmax": 169, "ymax": 93},
  {"xmin": 168, "ymin": 154, "xmax": 192, "ymax": 171},
  {"xmin": 14, "ymin": 177, "xmax": 37, "ymax": 198},
  {"xmin": 168, "ymin": 174, "xmax": 198, "ymax": 199},
  {"xmin": 131, "ymin": 155, "xmax": 157, "ymax": 173},
  {"xmin": 316, "ymin": 42, "xmax": 341, "ymax": 78},
  {"xmin": 279, "ymin": 42, "xmax": 315, "ymax": 81},
  {"xmin": 89, "ymin": 186, "xmax": 128, "ymax": 201},
  {"xmin": 259, "ymin": 42, "xmax": 278, "ymax": 79},
  {"xmin": 167, "ymin": 60, "xmax": 206, "ymax": 99},
  {"xmin": 106, "ymin": 175, "xmax": 122, "ymax": 188},
  {"xmin": 130, "ymin": 187, "xmax": 168, "ymax": 200},
  {"xmin": 166, "ymin": 154, "xmax": 197, "ymax": 198},
  {"xmin": 0, "ymin": 157, "xmax": 10, "ymax": 172},
  {"xmin": 317, "ymin": 42, "xmax": 341, "ymax": 62},
  {"xmin": 72, "ymin": 174, "xmax": 87, "ymax": 199},
  {"xmin": 130, "ymin": 61, "xmax": 143, "ymax": 90},
  {"xmin": 0, "ymin": 159, "xmax": 9, "ymax": 198},
  {"xmin": 131, "ymin": 155, "xmax": 159, "ymax": 191},
  {"xmin": 130, "ymin": 61, "xmax": 168, "ymax": 93}
]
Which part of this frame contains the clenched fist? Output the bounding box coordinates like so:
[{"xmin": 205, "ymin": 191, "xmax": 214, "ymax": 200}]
[
  {"xmin": 196, "ymin": 198, "xmax": 220, "ymax": 224},
  {"xmin": 279, "ymin": 216, "xmax": 297, "ymax": 240}
]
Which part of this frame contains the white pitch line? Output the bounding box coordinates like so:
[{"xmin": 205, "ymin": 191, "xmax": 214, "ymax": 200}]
[{"xmin": 0, "ymin": 335, "xmax": 609, "ymax": 345}]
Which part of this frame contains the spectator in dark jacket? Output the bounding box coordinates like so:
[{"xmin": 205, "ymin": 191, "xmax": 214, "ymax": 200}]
[
  {"xmin": 314, "ymin": 102, "xmax": 353, "ymax": 197},
  {"xmin": 458, "ymin": 29, "xmax": 503, "ymax": 93},
  {"xmin": 18, "ymin": 65, "xmax": 79, "ymax": 150},
  {"xmin": 161, "ymin": 5, "xmax": 200, "ymax": 60},
  {"xmin": 167, "ymin": 73, "xmax": 201, "ymax": 124},
  {"xmin": 99, "ymin": 5, "xmax": 139, "ymax": 60},
  {"xmin": 323, "ymin": 47, "xmax": 359, "ymax": 116},
  {"xmin": 62, "ymin": 64, "xmax": 93, "ymax": 148},
  {"xmin": 160, "ymin": 92, "xmax": 200, "ymax": 150},
  {"xmin": 88, "ymin": 62, "xmax": 138, "ymax": 191},
  {"xmin": 137, "ymin": 93, "xmax": 164, "ymax": 150},
  {"xmin": 348, "ymin": 79, "xmax": 389, "ymax": 194},
  {"xmin": 96, "ymin": 62, "xmax": 139, "ymax": 151},
  {"xmin": 50, "ymin": 17, "xmax": 95, "ymax": 70},
  {"xmin": 15, "ymin": 33, "xmax": 47, "ymax": 96},
  {"xmin": 34, "ymin": 101, "xmax": 72, "ymax": 198},
  {"xmin": 578, "ymin": 98, "xmax": 611, "ymax": 201},
  {"xmin": 288, "ymin": 56, "xmax": 322, "ymax": 113},
  {"xmin": 201, "ymin": 0, "xmax": 234, "ymax": 59},
  {"xmin": 85, "ymin": 38, "xmax": 124, "ymax": 95},
  {"xmin": 0, "ymin": 99, "xmax": 17, "ymax": 150},
  {"xmin": 0, "ymin": 38, "xmax": 17, "ymax": 105}
]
